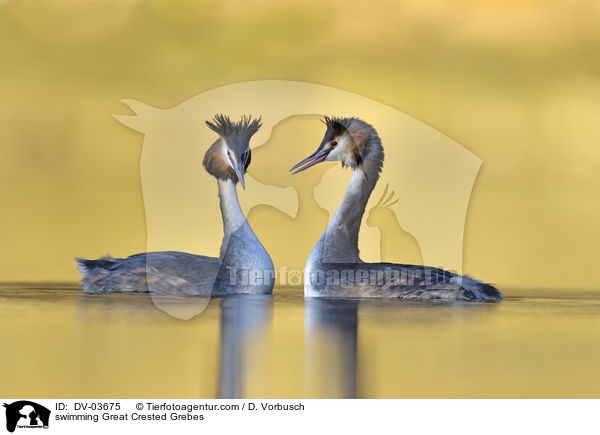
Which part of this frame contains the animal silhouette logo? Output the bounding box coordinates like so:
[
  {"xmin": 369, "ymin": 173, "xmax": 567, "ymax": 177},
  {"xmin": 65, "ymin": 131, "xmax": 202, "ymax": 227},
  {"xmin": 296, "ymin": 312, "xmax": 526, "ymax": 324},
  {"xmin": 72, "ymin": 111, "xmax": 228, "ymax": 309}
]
[
  {"xmin": 3, "ymin": 401, "xmax": 50, "ymax": 433},
  {"xmin": 114, "ymin": 80, "xmax": 482, "ymax": 317},
  {"xmin": 366, "ymin": 184, "xmax": 423, "ymax": 266}
]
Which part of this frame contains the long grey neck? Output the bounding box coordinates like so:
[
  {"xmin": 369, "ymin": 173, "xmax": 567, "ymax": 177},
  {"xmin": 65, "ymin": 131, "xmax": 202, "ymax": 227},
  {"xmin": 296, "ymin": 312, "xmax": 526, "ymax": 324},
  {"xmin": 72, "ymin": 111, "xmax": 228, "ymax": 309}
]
[
  {"xmin": 321, "ymin": 165, "xmax": 379, "ymax": 263},
  {"xmin": 217, "ymin": 179, "xmax": 246, "ymax": 237}
]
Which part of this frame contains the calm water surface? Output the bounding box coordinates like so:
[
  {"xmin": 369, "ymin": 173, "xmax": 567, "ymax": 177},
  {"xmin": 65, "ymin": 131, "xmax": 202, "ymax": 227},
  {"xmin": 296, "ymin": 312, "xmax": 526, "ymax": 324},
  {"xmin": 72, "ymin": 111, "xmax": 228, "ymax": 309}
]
[{"xmin": 1, "ymin": 284, "xmax": 599, "ymax": 398}]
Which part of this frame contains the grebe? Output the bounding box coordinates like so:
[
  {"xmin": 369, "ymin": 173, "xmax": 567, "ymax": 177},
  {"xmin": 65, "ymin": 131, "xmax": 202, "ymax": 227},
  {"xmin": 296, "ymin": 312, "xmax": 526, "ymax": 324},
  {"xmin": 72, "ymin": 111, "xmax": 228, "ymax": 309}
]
[
  {"xmin": 76, "ymin": 114, "xmax": 274, "ymax": 296},
  {"xmin": 291, "ymin": 116, "xmax": 502, "ymax": 301}
]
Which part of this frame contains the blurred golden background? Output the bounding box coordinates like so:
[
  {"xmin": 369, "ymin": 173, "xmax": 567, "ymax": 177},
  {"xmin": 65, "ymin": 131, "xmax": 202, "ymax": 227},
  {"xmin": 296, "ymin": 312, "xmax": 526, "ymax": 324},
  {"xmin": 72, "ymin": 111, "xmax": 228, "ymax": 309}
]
[{"xmin": 1, "ymin": 0, "xmax": 599, "ymax": 291}]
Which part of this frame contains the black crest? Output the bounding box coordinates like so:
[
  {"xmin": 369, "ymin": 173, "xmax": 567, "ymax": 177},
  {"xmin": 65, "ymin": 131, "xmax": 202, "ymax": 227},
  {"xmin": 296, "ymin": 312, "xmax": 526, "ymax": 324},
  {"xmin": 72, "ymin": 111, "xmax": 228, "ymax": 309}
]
[
  {"xmin": 205, "ymin": 114, "xmax": 262, "ymax": 138},
  {"xmin": 322, "ymin": 115, "xmax": 352, "ymax": 136}
]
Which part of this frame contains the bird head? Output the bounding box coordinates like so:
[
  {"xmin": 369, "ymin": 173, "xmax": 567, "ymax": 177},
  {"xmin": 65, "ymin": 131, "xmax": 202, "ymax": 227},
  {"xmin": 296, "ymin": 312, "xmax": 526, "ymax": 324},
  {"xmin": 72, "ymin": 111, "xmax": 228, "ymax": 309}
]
[
  {"xmin": 203, "ymin": 114, "xmax": 262, "ymax": 189},
  {"xmin": 290, "ymin": 116, "xmax": 382, "ymax": 178}
]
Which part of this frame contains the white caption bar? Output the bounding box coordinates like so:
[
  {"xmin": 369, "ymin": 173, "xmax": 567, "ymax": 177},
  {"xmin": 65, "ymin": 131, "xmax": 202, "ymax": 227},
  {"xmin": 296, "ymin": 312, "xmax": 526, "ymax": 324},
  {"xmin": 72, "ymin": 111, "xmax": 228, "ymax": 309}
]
[{"xmin": 0, "ymin": 399, "xmax": 597, "ymax": 435}]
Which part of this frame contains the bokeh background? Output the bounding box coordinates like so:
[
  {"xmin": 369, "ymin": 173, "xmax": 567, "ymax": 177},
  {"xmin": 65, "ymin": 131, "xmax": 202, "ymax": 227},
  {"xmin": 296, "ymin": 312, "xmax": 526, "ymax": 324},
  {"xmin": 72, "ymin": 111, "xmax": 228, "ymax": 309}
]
[{"xmin": 1, "ymin": 0, "xmax": 599, "ymax": 291}]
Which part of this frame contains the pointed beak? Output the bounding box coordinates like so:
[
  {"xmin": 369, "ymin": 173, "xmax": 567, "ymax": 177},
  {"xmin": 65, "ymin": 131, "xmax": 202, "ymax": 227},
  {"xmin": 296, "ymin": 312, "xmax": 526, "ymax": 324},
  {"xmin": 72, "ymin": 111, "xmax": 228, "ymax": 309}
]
[
  {"xmin": 290, "ymin": 148, "xmax": 330, "ymax": 174},
  {"xmin": 234, "ymin": 162, "xmax": 246, "ymax": 190},
  {"xmin": 227, "ymin": 153, "xmax": 246, "ymax": 190}
]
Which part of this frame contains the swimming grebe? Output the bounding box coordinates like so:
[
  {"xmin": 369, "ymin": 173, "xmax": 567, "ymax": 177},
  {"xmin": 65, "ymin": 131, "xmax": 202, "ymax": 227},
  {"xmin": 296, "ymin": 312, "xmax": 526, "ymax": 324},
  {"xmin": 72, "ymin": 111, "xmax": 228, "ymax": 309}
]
[
  {"xmin": 291, "ymin": 116, "xmax": 502, "ymax": 301},
  {"xmin": 76, "ymin": 114, "xmax": 274, "ymax": 296}
]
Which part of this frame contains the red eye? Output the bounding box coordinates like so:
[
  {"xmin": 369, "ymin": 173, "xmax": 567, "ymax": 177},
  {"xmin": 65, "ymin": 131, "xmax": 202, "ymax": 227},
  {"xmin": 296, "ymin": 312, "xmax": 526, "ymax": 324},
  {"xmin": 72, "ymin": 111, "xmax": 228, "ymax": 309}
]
[{"xmin": 331, "ymin": 141, "xmax": 338, "ymax": 147}]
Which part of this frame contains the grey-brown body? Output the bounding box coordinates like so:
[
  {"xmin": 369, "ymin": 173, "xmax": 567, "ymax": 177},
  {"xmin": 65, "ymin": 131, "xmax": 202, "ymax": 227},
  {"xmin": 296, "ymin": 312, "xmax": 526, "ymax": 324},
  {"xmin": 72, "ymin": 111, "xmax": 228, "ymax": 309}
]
[{"xmin": 76, "ymin": 219, "xmax": 274, "ymax": 296}]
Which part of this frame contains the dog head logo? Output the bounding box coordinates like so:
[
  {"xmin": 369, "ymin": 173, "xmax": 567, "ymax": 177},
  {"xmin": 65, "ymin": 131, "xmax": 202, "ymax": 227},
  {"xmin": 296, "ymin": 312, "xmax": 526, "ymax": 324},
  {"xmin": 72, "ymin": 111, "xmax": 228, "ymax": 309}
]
[{"xmin": 3, "ymin": 401, "xmax": 50, "ymax": 433}]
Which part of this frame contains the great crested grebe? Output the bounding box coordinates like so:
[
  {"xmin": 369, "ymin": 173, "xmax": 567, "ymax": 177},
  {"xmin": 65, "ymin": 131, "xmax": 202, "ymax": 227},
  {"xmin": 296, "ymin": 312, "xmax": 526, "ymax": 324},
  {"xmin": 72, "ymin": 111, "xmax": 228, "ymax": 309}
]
[
  {"xmin": 291, "ymin": 116, "xmax": 502, "ymax": 301},
  {"xmin": 76, "ymin": 114, "xmax": 274, "ymax": 296}
]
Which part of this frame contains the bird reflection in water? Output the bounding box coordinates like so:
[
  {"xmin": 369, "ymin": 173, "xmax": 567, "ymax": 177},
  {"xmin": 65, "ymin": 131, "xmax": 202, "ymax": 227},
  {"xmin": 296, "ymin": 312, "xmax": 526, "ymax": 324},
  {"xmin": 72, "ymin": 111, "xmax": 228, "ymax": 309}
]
[
  {"xmin": 304, "ymin": 298, "xmax": 359, "ymax": 398},
  {"xmin": 217, "ymin": 294, "xmax": 273, "ymax": 398}
]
